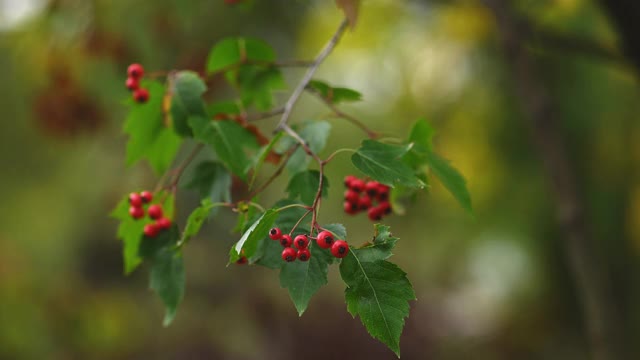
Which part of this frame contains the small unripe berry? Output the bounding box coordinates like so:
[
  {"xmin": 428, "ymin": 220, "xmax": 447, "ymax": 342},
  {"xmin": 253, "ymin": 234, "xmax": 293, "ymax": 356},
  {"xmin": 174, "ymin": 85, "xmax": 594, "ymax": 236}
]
[
  {"xmin": 140, "ymin": 191, "xmax": 153, "ymax": 203},
  {"xmin": 269, "ymin": 227, "xmax": 282, "ymax": 240},
  {"xmin": 133, "ymin": 88, "xmax": 149, "ymax": 103},
  {"xmin": 129, "ymin": 206, "xmax": 145, "ymax": 219},
  {"xmin": 316, "ymin": 231, "xmax": 334, "ymax": 249},
  {"xmin": 344, "ymin": 189, "xmax": 359, "ymax": 203},
  {"xmin": 358, "ymin": 195, "xmax": 373, "ymax": 210},
  {"xmin": 368, "ymin": 206, "xmax": 383, "ymax": 222},
  {"xmin": 294, "ymin": 234, "xmax": 309, "ymax": 249},
  {"xmin": 344, "ymin": 201, "xmax": 359, "ymax": 215},
  {"xmin": 128, "ymin": 192, "xmax": 143, "ymax": 207},
  {"xmin": 125, "ymin": 77, "xmax": 139, "ymax": 91},
  {"xmin": 349, "ymin": 179, "xmax": 365, "ymax": 193},
  {"xmin": 127, "ymin": 63, "xmax": 144, "ymax": 79},
  {"xmin": 280, "ymin": 234, "xmax": 293, "ymax": 248},
  {"xmin": 331, "ymin": 240, "xmax": 349, "ymax": 258},
  {"xmin": 344, "ymin": 175, "xmax": 357, "ymax": 188},
  {"xmin": 156, "ymin": 217, "xmax": 172, "ymax": 230},
  {"xmin": 144, "ymin": 223, "xmax": 160, "ymax": 237},
  {"xmin": 148, "ymin": 204, "xmax": 163, "ymax": 220},
  {"xmin": 365, "ymin": 181, "xmax": 379, "ymax": 197},
  {"xmin": 282, "ymin": 247, "xmax": 297, "ymax": 262},
  {"xmin": 297, "ymin": 249, "xmax": 311, "ymax": 262}
]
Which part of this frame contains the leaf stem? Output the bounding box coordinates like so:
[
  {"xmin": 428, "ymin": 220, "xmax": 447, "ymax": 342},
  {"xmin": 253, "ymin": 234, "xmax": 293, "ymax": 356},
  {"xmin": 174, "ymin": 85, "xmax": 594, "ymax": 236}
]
[{"xmin": 323, "ymin": 148, "xmax": 356, "ymax": 164}]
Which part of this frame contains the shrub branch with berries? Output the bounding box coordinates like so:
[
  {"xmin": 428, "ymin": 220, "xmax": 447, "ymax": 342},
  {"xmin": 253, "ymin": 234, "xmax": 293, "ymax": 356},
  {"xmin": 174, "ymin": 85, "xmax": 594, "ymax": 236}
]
[{"xmin": 112, "ymin": 4, "xmax": 471, "ymax": 357}]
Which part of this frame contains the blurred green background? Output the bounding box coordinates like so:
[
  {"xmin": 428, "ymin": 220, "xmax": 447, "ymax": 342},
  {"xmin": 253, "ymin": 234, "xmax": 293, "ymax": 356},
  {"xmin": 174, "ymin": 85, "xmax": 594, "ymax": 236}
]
[{"xmin": 1, "ymin": 0, "xmax": 639, "ymax": 359}]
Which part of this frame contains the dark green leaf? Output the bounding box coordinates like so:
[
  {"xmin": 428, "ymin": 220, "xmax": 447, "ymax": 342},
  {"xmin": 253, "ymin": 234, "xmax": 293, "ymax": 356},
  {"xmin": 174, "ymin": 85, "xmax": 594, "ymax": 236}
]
[
  {"xmin": 184, "ymin": 161, "xmax": 232, "ymax": 203},
  {"xmin": 150, "ymin": 248, "xmax": 185, "ymax": 326},
  {"xmin": 404, "ymin": 119, "xmax": 434, "ymax": 168},
  {"xmin": 287, "ymin": 121, "xmax": 332, "ymax": 173},
  {"xmin": 353, "ymin": 224, "xmax": 398, "ymax": 262},
  {"xmin": 139, "ymin": 224, "xmax": 180, "ymax": 260},
  {"xmin": 340, "ymin": 252, "xmax": 415, "ymax": 357},
  {"xmin": 180, "ymin": 199, "xmax": 218, "ymax": 245},
  {"xmin": 169, "ymin": 71, "xmax": 208, "ymax": 137},
  {"xmin": 308, "ymin": 80, "xmax": 362, "ymax": 104},
  {"xmin": 229, "ymin": 209, "xmax": 279, "ymax": 263},
  {"xmin": 322, "ymin": 223, "xmax": 347, "ymax": 240},
  {"xmin": 237, "ymin": 65, "xmax": 286, "ymax": 111},
  {"xmin": 207, "ymin": 37, "xmax": 276, "ymax": 74},
  {"xmin": 427, "ymin": 151, "xmax": 472, "ymax": 214},
  {"xmin": 286, "ymin": 170, "xmax": 329, "ymax": 206},
  {"xmin": 280, "ymin": 241, "xmax": 334, "ymax": 316},
  {"xmin": 352, "ymin": 140, "xmax": 426, "ymax": 188},
  {"xmin": 207, "ymin": 100, "xmax": 241, "ymax": 117},
  {"xmin": 249, "ymin": 132, "xmax": 283, "ymax": 188},
  {"xmin": 124, "ymin": 81, "xmax": 182, "ymax": 174},
  {"xmin": 189, "ymin": 117, "xmax": 259, "ymax": 180}
]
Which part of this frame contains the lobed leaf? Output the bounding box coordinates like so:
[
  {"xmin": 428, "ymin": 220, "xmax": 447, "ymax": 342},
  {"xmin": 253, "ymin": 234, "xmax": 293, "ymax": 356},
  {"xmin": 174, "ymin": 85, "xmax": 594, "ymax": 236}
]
[
  {"xmin": 286, "ymin": 170, "xmax": 329, "ymax": 206},
  {"xmin": 351, "ymin": 140, "xmax": 426, "ymax": 188},
  {"xmin": 427, "ymin": 151, "xmax": 473, "ymax": 214},
  {"xmin": 180, "ymin": 198, "xmax": 218, "ymax": 245},
  {"xmin": 169, "ymin": 71, "xmax": 208, "ymax": 137},
  {"xmin": 286, "ymin": 121, "xmax": 332, "ymax": 173},
  {"xmin": 150, "ymin": 248, "xmax": 185, "ymax": 326},
  {"xmin": 207, "ymin": 37, "xmax": 276, "ymax": 74},
  {"xmin": 184, "ymin": 161, "xmax": 232, "ymax": 204}
]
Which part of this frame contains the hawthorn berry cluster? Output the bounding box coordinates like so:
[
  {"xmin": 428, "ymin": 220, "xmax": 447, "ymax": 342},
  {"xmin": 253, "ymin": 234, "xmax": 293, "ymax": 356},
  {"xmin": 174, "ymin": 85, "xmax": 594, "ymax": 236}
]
[
  {"xmin": 269, "ymin": 228, "xmax": 349, "ymax": 262},
  {"xmin": 125, "ymin": 63, "xmax": 150, "ymax": 103},
  {"xmin": 343, "ymin": 175, "xmax": 392, "ymax": 221},
  {"xmin": 128, "ymin": 191, "xmax": 172, "ymax": 237}
]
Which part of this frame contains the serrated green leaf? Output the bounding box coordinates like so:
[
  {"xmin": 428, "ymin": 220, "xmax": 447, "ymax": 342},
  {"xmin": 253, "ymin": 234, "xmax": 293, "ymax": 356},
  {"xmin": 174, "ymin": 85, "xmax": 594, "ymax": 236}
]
[
  {"xmin": 249, "ymin": 132, "xmax": 283, "ymax": 188},
  {"xmin": 352, "ymin": 140, "xmax": 425, "ymax": 189},
  {"xmin": 280, "ymin": 241, "xmax": 334, "ymax": 316},
  {"xmin": 184, "ymin": 161, "xmax": 232, "ymax": 203},
  {"xmin": 189, "ymin": 117, "xmax": 259, "ymax": 180},
  {"xmin": 308, "ymin": 79, "xmax": 362, "ymax": 104},
  {"xmin": 124, "ymin": 81, "xmax": 182, "ymax": 175},
  {"xmin": 287, "ymin": 121, "xmax": 332, "ymax": 173},
  {"xmin": 169, "ymin": 71, "xmax": 208, "ymax": 137},
  {"xmin": 207, "ymin": 37, "xmax": 276, "ymax": 74},
  {"xmin": 340, "ymin": 252, "xmax": 415, "ymax": 357},
  {"xmin": 322, "ymin": 223, "xmax": 347, "ymax": 240},
  {"xmin": 237, "ymin": 65, "xmax": 286, "ymax": 111},
  {"xmin": 180, "ymin": 199, "xmax": 218, "ymax": 245},
  {"xmin": 354, "ymin": 224, "xmax": 398, "ymax": 262},
  {"xmin": 139, "ymin": 224, "xmax": 180, "ymax": 260},
  {"xmin": 229, "ymin": 209, "xmax": 279, "ymax": 263},
  {"xmin": 427, "ymin": 151, "xmax": 472, "ymax": 214},
  {"xmin": 150, "ymin": 248, "xmax": 185, "ymax": 326},
  {"xmin": 286, "ymin": 170, "xmax": 329, "ymax": 206}
]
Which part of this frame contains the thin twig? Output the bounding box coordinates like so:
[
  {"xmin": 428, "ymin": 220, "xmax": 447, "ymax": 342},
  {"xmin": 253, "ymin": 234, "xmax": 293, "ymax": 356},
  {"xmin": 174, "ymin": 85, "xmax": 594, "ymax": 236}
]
[
  {"xmin": 246, "ymin": 144, "xmax": 299, "ymax": 200},
  {"xmin": 247, "ymin": 107, "xmax": 285, "ymax": 122},
  {"xmin": 275, "ymin": 18, "xmax": 350, "ymax": 131}
]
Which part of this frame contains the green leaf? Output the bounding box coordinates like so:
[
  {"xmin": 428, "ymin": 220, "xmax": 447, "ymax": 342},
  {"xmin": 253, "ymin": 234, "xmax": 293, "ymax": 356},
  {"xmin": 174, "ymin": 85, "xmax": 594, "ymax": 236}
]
[
  {"xmin": 340, "ymin": 252, "xmax": 415, "ymax": 357},
  {"xmin": 237, "ymin": 65, "xmax": 286, "ymax": 111},
  {"xmin": 286, "ymin": 170, "xmax": 329, "ymax": 206},
  {"xmin": 427, "ymin": 151, "xmax": 472, "ymax": 214},
  {"xmin": 184, "ymin": 161, "xmax": 232, "ymax": 203},
  {"xmin": 322, "ymin": 223, "xmax": 347, "ymax": 240},
  {"xmin": 207, "ymin": 37, "xmax": 276, "ymax": 74},
  {"xmin": 150, "ymin": 248, "xmax": 185, "ymax": 326},
  {"xmin": 279, "ymin": 241, "xmax": 334, "ymax": 316},
  {"xmin": 180, "ymin": 199, "xmax": 218, "ymax": 245},
  {"xmin": 352, "ymin": 140, "xmax": 426, "ymax": 188},
  {"xmin": 404, "ymin": 119, "xmax": 434, "ymax": 168},
  {"xmin": 308, "ymin": 80, "xmax": 362, "ymax": 104},
  {"xmin": 354, "ymin": 224, "xmax": 398, "ymax": 262},
  {"xmin": 229, "ymin": 209, "xmax": 279, "ymax": 263},
  {"xmin": 169, "ymin": 71, "xmax": 208, "ymax": 137},
  {"xmin": 139, "ymin": 224, "xmax": 180, "ymax": 260},
  {"xmin": 249, "ymin": 132, "xmax": 283, "ymax": 188},
  {"xmin": 124, "ymin": 81, "xmax": 182, "ymax": 174},
  {"xmin": 207, "ymin": 100, "xmax": 241, "ymax": 117},
  {"xmin": 189, "ymin": 117, "xmax": 259, "ymax": 181},
  {"xmin": 287, "ymin": 121, "xmax": 332, "ymax": 173}
]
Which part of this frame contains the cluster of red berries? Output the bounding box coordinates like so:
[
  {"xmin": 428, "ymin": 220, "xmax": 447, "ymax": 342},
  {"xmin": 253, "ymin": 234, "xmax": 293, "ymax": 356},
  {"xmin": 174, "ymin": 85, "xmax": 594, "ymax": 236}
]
[
  {"xmin": 268, "ymin": 228, "xmax": 349, "ymax": 262},
  {"xmin": 128, "ymin": 191, "xmax": 172, "ymax": 237},
  {"xmin": 343, "ymin": 176, "xmax": 392, "ymax": 221},
  {"xmin": 125, "ymin": 63, "xmax": 150, "ymax": 103}
]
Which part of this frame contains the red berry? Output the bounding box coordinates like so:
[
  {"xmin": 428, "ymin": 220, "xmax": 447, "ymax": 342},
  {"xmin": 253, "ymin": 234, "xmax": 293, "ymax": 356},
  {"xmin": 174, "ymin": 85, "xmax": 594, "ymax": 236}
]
[
  {"xmin": 365, "ymin": 181, "xmax": 379, "ymax": 197},
  {"xmin": 344, "ymin": 175, "xmax": 357, "ymax": 188},
  {"xmin": 133, "ymin": 88, "xmax": 149, "ymax": 103},
  {"xmin": 140, "ymin": 191, "xmax": 153, "ymax": 203},
  {"xmin": 349, "ymin": 179, "xmax": 365, "ymax": 193},
  {"xmin": 344, "ymin": 201, "xmax": 359, "ymax": 215},
  {"xmin": 344, "ymin": 189, "xmax": 360, "ymax": 203},
  {"xmin": 148, "ymin": 204, "xmax": 163, "ymax": 220},
  {"xmin": 129, "ymin": 206, "xmax": 145, "ymax": 219},
  {"xmin": 358, "ymin": 195, "xmax": 373, "ymax": 210},
  {"xmin": 269, "ymin": 227, "xmax": 283, "ymax": 240},
  {"xmin": 297, "ymin": 249, "xmax": 311, "ymax": 262},
  {"xmin": 378, "ymin": 201, "xmax": 392, "ymax": 215},
  {"xmin": 280, "ymin": 234, "xmax": 293, "ymax": 248},
  {"xmin": 125, "ymin": 77, "xmax": 139, "ymax": 91},
  {"xmin": 368, "ymin": 206, "xmax": 383, "ymax": 222},
  {"xmin": 316, "ymin": 231, "xmax": 335, "ymax": 249},
  {"xmin": 331, "ymin": 240, "xmax": 349, "ymax": 258},
  {"xmin": 128, "ymin": 192, "xmax": 143, "ymax": 207},
  {"xmin": 127, "ymin": 63, "xmax": 144, "ymax": 79},
  {"xmin": 144, "ymin": 223, "xmax": 160, "ymax": 237},
  {"xmin": 377, "ymin": 185, "xmax": 390, "ymax": 201},
  {"xmin": 282, "ymin": 247, "xmax": 297, "ymax": 262},
  {"xmin": 294, "ymin": 235, "xmax": 309, "ymax": 250},
  {"xmin": 156, "ymin": 217, "xmax": 172, "ymax": 230},
  {"xmin": 236, "ymin": 256, "xmax": 248, "ymax": 265}
]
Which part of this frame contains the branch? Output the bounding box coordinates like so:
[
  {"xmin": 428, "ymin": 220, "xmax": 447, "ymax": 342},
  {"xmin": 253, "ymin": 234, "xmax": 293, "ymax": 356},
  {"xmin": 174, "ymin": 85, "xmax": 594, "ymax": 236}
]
[{"xmin": 275, "ymin": 18, "xmax": 350, "ymax": 131}]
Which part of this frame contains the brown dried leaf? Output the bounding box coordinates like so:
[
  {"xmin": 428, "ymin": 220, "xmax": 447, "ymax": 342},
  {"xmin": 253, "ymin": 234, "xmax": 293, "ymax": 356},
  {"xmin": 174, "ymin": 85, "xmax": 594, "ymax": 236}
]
[{"xmin": 335, "ymin": 0, "xmax": 360, "ymax": 29}]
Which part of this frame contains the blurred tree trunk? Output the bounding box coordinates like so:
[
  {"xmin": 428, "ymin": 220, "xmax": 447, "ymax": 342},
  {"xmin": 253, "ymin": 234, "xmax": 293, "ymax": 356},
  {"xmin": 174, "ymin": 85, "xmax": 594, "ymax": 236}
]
[{"xmin": 481, "ymin": 1, "xmax": 629, "ymax": 359}]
